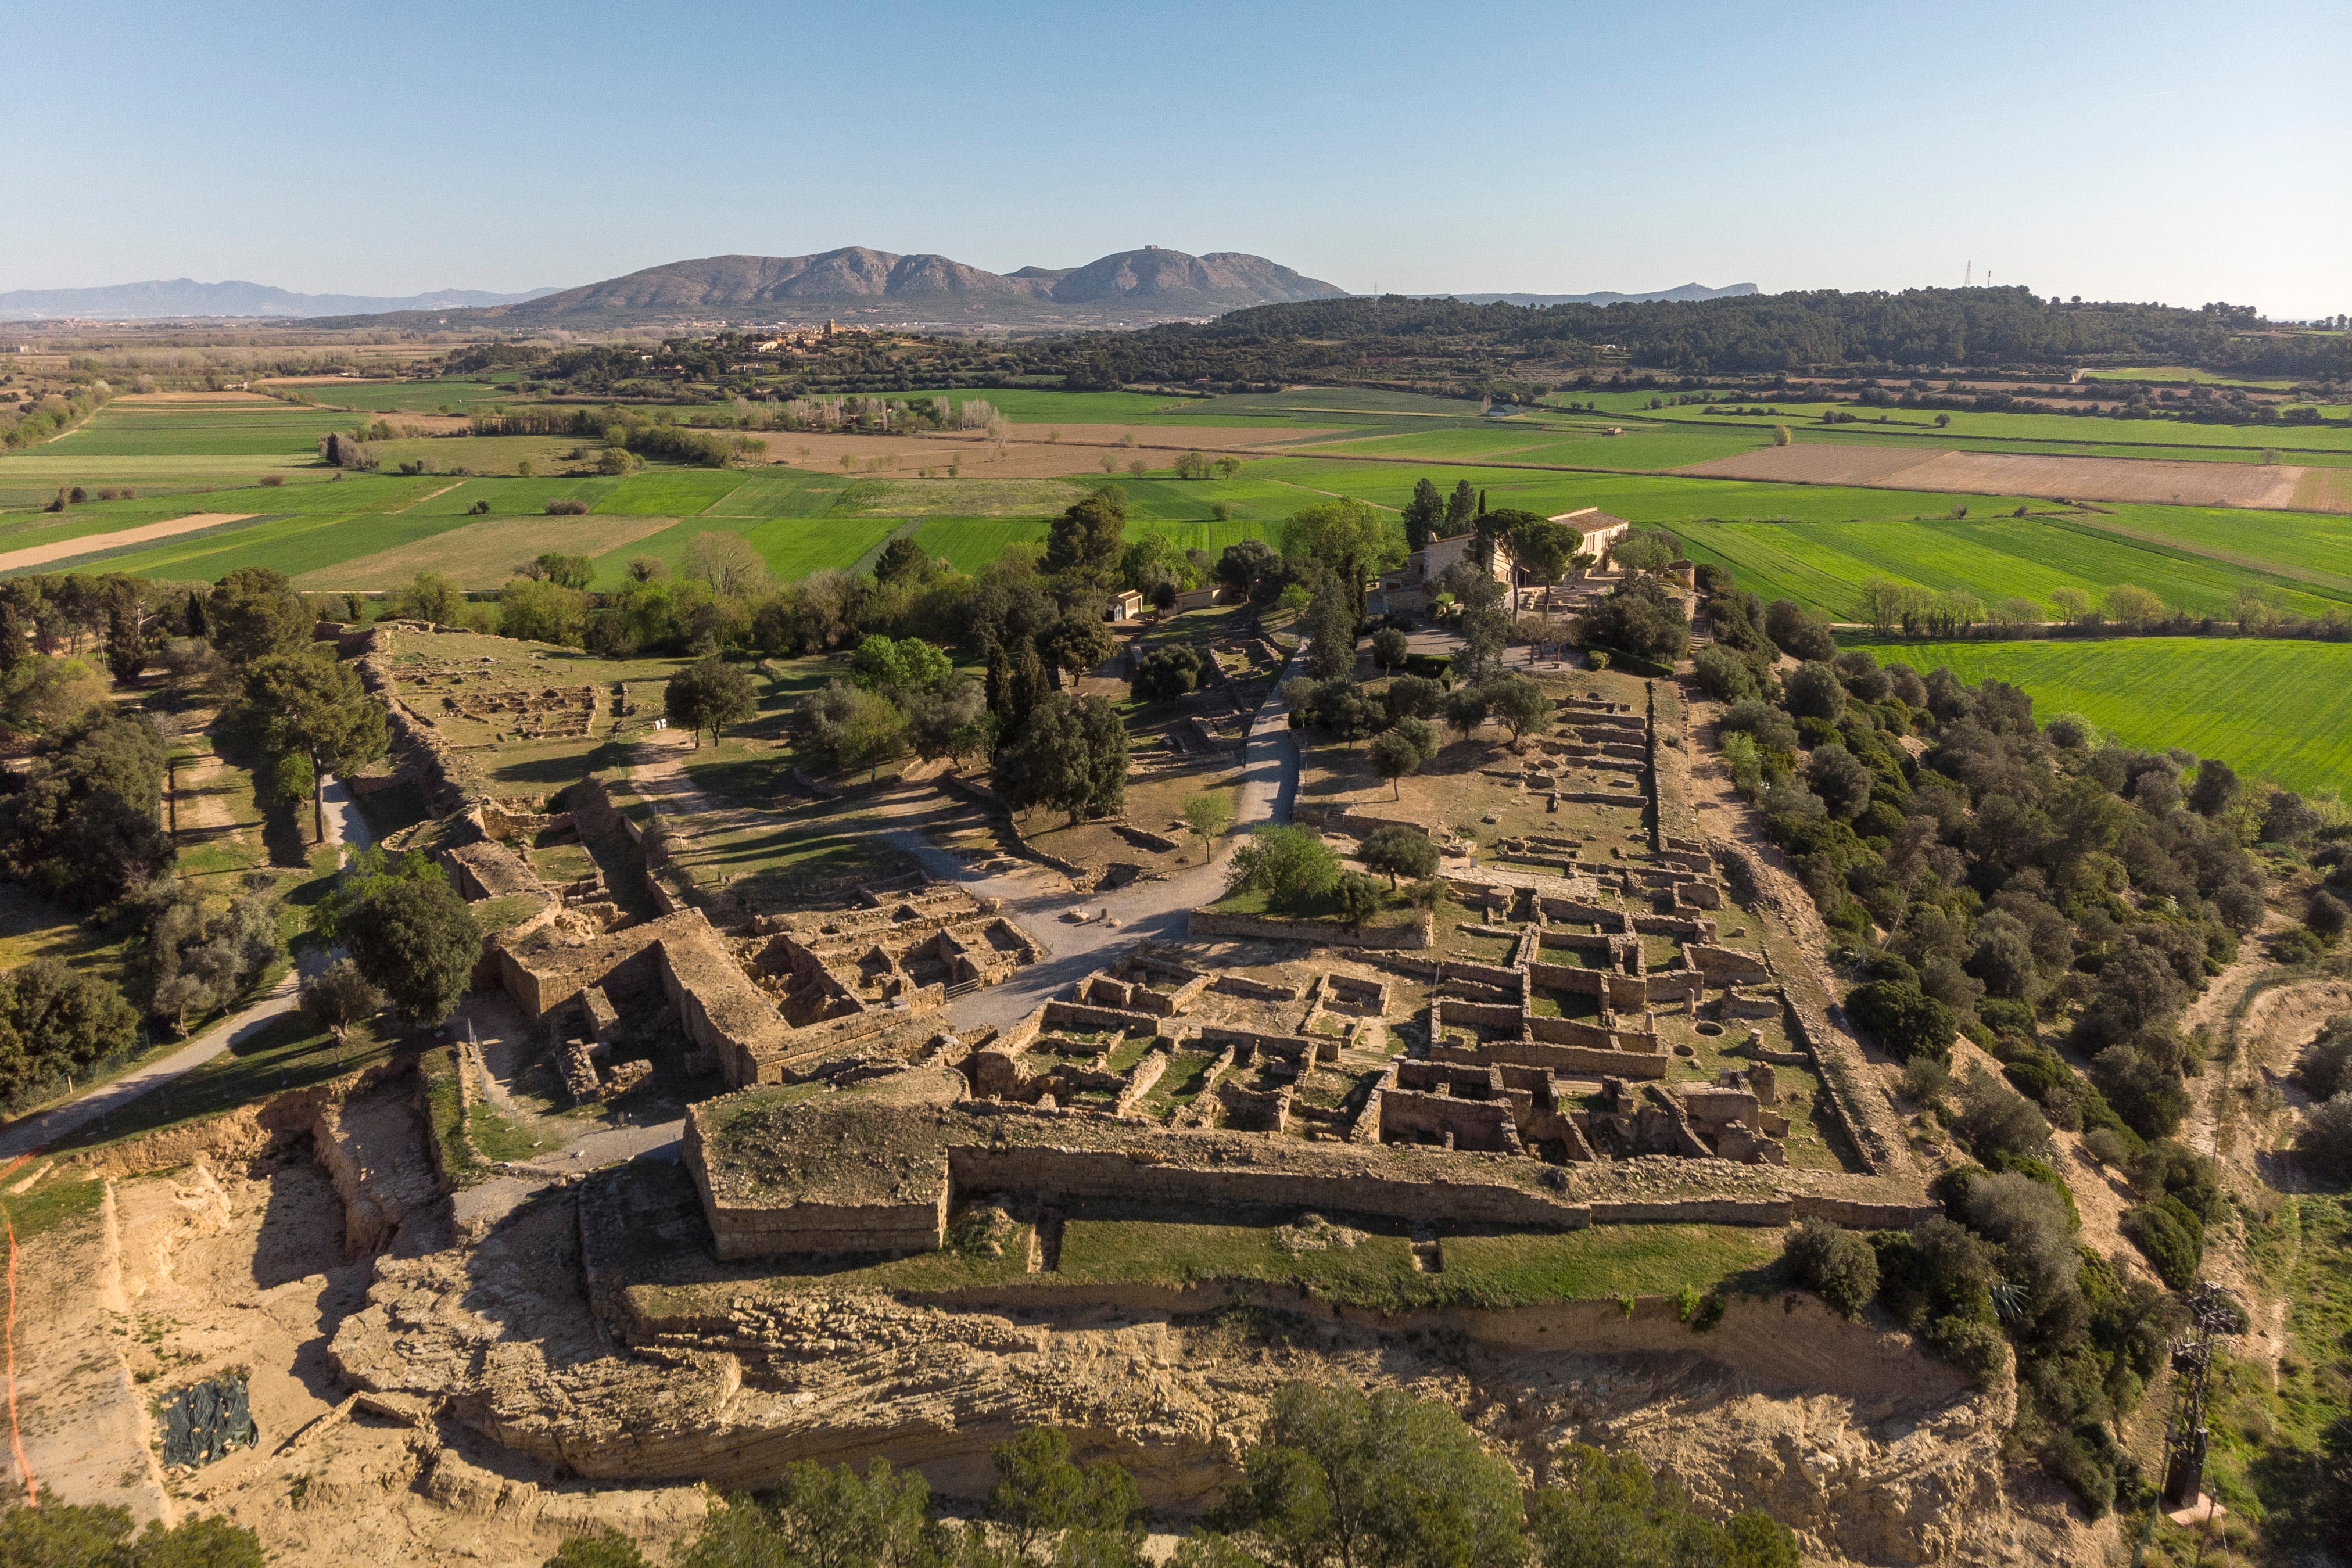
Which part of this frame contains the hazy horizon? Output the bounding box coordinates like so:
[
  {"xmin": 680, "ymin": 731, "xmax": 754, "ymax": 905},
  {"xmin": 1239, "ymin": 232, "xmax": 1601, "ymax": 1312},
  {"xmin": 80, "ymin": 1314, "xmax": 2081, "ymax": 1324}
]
[{"xmin": 9, "ymin": 0, "xmax": 2346, "ymax": 319}]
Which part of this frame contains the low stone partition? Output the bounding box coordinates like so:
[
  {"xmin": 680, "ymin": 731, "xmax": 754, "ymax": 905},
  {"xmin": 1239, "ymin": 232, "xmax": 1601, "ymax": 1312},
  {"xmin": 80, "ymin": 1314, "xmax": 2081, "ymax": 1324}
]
[
  {"xmin": 1377, "ymin": 1086, "xmax": 1522, "ymax": 1153},
  {"xmin": 1431, "ymin": 1038, "xmax": 1669, "ymax": 1080},
  {"xmin": 1684, "ymin": 943, "xmax": 1771, "ymax": 985},
  {"xmin": 1188, "ymin": 910, "xmax": 1433, "ymax": 949},
  {"xmin": 1792, "ymin": 1194, "xmax": 1941, "ymax": 1228},
  {"xmin": 1434, "ymin": 997, "xmax": 1523, "ymax": 1033},
  {"xmin": 1196, "ymin": 1024, "xmax": 1335, "ymax": 1067},
  {"xmin": 1041, "ymin": 999, "xmax": 1162, "ymax": 1036},
  {"xmin": 1526, "ymin": 1012, "xmax": 1658, "ymax": 1053},
  {"xmin": 1211, "ymin": 973, "xmax": 1302, "ymax": 1002}
]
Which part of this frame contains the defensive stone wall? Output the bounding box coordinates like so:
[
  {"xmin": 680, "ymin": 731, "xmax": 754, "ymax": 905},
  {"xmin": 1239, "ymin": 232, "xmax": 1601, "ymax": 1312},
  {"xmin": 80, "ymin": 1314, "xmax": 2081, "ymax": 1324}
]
[{"xmin": 945, "ymin": 1144, "xmax": 1592, "ymax": 1231}]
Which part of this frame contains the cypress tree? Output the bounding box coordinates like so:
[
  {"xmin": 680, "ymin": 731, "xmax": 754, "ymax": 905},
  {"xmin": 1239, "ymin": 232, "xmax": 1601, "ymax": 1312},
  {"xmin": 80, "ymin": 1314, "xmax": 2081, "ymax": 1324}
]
[
  {"xmin": 1401, "ymin": 477, "xmax": 1441, "ymax": 553},
  {"xmin": 1444, "ymin": 479, "xmax": 1476, "ymax": 534}
]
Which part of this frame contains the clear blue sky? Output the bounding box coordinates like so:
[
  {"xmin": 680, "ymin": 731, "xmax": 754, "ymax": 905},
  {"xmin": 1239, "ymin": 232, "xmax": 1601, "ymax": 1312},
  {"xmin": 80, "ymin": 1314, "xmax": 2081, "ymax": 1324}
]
[{"xmin": 10, "ymin": 0, "xmax": 2347, "ymax": 317}]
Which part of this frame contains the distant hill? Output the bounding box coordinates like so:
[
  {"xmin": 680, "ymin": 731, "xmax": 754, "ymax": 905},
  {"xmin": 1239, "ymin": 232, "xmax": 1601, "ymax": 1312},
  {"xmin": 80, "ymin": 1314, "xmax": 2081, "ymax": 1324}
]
[
  {"xmin": 325, "ymin": 246, "xmax": 1348, "ymax": 330},
  {"xmin": 0, "ymin": 278, "xmax": 562, "ymax": 321},
  {"xmin": 1419, "ymin": 283, "xmax": 1760, "ymax": 307}
]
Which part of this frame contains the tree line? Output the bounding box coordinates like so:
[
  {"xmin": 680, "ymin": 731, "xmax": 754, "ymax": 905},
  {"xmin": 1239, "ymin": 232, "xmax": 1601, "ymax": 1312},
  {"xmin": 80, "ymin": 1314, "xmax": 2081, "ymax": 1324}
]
[
  {"xmin": 1690, "ymin": 569, "xmax": 2349, "ymax": 1510},
  {"xmin": 0, "ymin": 561, "xmax": 481, "ymax": 1111}
]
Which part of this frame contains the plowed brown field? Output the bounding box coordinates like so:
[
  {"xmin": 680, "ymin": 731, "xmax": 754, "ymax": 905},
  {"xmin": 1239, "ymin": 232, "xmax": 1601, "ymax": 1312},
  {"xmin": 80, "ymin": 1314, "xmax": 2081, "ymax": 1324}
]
[
  {"xmin": 743, "ymin": 422, "xmax": 1335, "ymax": 479},
  {"xmin": 1680, "ymin": 443, "xmax": 2336, "ymax": 511}
]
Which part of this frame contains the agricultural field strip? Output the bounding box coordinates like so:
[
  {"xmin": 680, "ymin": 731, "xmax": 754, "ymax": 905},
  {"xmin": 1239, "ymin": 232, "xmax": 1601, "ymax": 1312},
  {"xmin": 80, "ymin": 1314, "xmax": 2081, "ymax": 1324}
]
[
  {"xmin": 1670, "ymin": 514, "xmax": 2352, "ymax": 622},
  {"xmin": 1838, "ymin": 638, "xmax": 2352, "ymax": 795},
  {"xmin": 0, "ymin": 512, "xmax": 256, "ymax": 575},
  {"xmin": 1622, "ymin": 401, "xmax": 2352, "ymax": 455}
]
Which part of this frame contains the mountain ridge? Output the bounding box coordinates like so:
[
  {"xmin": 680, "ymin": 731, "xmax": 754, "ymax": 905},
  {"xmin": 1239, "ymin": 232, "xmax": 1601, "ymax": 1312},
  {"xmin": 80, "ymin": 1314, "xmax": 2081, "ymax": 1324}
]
[
  {"xmin": 0, "ymin": 278, "xmax": 561, "ymax": 321},
  {"xmin": 489, "ymin": 245, "xmax": 1346, "ymax": 327}
]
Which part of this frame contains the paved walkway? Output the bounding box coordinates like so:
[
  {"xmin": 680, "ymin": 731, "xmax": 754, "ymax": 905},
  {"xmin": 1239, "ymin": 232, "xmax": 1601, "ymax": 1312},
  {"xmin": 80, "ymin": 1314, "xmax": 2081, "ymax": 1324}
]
[
  {"xmin": 0, "ymin": 776, "xmax": 374, "ymax": 1160},
  {"xmin": 944, "ymin": 645, "xmax": 1305, "ymax": 1033}
]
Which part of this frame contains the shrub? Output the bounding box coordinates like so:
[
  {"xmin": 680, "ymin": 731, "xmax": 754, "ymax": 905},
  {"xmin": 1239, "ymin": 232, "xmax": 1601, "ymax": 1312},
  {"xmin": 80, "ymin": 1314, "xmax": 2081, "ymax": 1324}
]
[
  {"xmin": 2121, "ymin": 1195, "xmax": 2204, "ymax": 1287},
  {"xmin": 1898, "ymin": 1055, "xmax": 1950, "ymax": 1108},
  {"xmin": 2299, "ymin": 1016, "xmax": 2352, "ymax": 1100},
  {"xmin": 1847, "ymin": 978, "xmax": 1955, "ymax": 1062},
  {"xmin": 1926, "ymin": 1313, "xmax": 2010, "ymax": 1387},
  {"xmin": 1331, "ymin": 871, "xmax": 1385, "ymax": 927},
  {"xmin": 1784, "ymin": 1218, "xmax": 1879, "ymax": 1319},
  {"xmin": 2299, "ymin": 1091, "xmax": 2352, "ymax": 1181},
  {"xmin": 2081, "ymin": 1126, "xmax": 2133, "ymax": 1169},
  {"xmin": 1806, "ymin": 744, "xmax": 1873, "ymax": 820},
  {"xmin": 1765, "ymin": 599, "xmax": 1837, "ymax": 661},
  {"xmin": 545, "ymin": 498, "xmax": 591, "ymax": 515},
  {"xmin": 1131, "ymin": 643, "xmax": 1207, "ymax": 702},
  {"xmin": 1953, "ymin": 1065, "xmax": 2052, "ymax": 1163},
  {"xmin": 2309, "ymin": 889, "xmax": 2349, "ymax": 942},
  {"xmin": 1692, "ymin": 644, "xmax": 1761, "ymax": 703},
  {"xmin": 1719, "ymin": 699, "xmax": 1798, "ymax": 753},
  {"xmin": 2090, "ymin": 1043, "xmax": 2191, "ymax": 1138},
  {"xmin": 1226, "ymin": 826, "xmax": 1340, "ymax": 909},
  {"xmin": 1783, "ymin": 661, "xmax": 1847, "ymax": 722}
]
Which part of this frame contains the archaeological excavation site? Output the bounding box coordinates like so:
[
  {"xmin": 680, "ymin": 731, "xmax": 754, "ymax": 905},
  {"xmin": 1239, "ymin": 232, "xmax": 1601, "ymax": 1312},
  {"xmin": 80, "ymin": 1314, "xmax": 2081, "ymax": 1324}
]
[{"xmin": 12, "ymin": 561, "xmax": 2306, "ymax": 1568}]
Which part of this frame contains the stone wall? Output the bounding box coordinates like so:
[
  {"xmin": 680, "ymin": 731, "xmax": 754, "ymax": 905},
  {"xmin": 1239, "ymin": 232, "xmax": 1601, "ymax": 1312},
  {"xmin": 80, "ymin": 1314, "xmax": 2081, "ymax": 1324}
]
[
  {"xmin": 945, "ymin": 1145, "xmax": 1592, "ymax": 1232},
  {"xmin": 1187, "ymin": 910, "xmax": 1434, "ymax": 949},
  {"xmin": 1429, "ymin": 1038, "xmax": 1669, "ymax": 1080},
  {"xmin": 686, "ymin": 1114, "xmax": 951, "ymax": 1259}
]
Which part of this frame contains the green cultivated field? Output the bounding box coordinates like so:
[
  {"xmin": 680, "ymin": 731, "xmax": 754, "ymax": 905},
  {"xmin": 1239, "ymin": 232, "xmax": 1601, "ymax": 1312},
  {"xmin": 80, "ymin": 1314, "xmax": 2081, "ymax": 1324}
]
[
  {"xmin": 286, "ymin": 378, "xmax": 519, "ymax": 412},
  {"xmin": 1621, "ymin": 399, "xmax": 2352, "ymax": 458},
  {"xmin": 909, "ymin": 515, "xmax": 1050, "ymax": 571},
  {"xmin": 1672, "ymin": 513, "xmax": 2352, "ymax": 623},
  {"xmin": 40, "ymin": 404, "xmax": 356, "ymax": 457},
  {"xmin": 1845, "ymin": 637, "xmax": 2352, "ymax": 795}
]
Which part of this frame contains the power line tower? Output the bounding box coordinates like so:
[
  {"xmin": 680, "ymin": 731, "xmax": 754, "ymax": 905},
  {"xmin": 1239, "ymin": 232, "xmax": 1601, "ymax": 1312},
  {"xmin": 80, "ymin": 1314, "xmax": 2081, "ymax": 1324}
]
[{"xmin": 2160, "ymin": 1282, "xmax": 2243, "ymax": 1515}]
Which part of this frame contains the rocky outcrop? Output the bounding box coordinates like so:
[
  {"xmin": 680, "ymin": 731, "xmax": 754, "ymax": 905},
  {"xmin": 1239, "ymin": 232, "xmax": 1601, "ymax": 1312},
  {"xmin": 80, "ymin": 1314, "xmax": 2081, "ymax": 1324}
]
[{"xmin": 321, "ymin": 1167, "xmax": 2073, "ymax": 1560}]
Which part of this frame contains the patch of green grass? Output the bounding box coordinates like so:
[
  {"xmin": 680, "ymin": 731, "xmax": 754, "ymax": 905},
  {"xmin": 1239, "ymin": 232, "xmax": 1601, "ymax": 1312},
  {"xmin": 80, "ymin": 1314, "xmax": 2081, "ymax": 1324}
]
[
  {"xmin": 401, "ymin": 475, "xmax": 619, "ymax": 516},
  {"xmin": 592, "ymin": 469, "xmax": 748, "ymax": 516},
  {"xmin": 702, "ymin": 471, "xmax": 849, "ymax": 518},
  {"xmin": 293, "ymin": 378, "xmax": 515, "ymax": 412},
  {"xmin": 2192, "ymin": 1192, "xmax": 2352, "ymax": 1560},
  {"xmin": 419, "ymin": 1042, "xmax": 490, "ymax": 1187},
  {"xmin": 834, "ymin": 478, "xmax": 1087, "ymax": 518},
  {"xmin": 48, "ymin": 1014, "xmax": 395, "ymax": 1156},
  {"xmin": 594, "ymin": 512, "xmax": 900, "ymax": 587},
  {"xmin": 1437, "ymin": 1224, "xmax": 1784, "ymax": 1303},
  {"xmin": 909, "ymin": 515, "xmax": 1052, "ymax": 571},
  {"xmin": 1842, "ymin": 636, "xmax": 2352, "ymax": 795},
  {"xmin": 0, "ymin": 1174, "xmax": 107, "ymax": 1242},
  {"xmin": 41, "ymin": 404, "xmax": 357, "ymax": 458}
]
